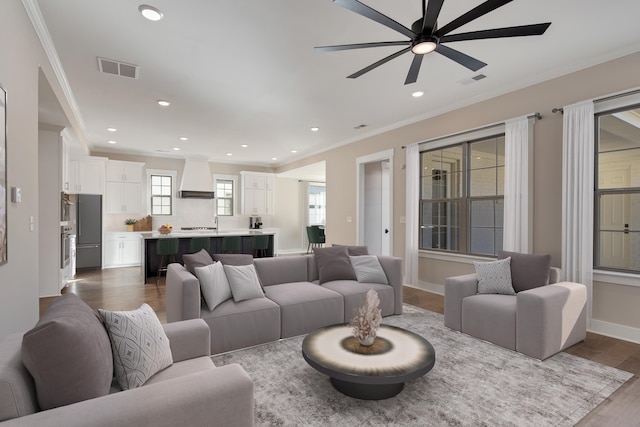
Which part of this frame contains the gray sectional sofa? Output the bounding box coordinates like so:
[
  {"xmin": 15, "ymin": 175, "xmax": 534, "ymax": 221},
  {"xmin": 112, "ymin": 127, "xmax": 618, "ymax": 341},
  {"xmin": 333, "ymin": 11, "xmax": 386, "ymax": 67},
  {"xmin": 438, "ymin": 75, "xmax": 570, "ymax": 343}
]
[{"xmin": 166, "ymin": 253, "xmax": 403, "ymax": 354}]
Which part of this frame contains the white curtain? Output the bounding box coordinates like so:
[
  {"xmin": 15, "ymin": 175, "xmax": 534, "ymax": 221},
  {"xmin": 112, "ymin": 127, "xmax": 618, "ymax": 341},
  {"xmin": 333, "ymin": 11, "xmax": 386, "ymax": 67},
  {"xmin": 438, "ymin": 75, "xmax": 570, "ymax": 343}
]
[
  {"xmin": 562, "ymin": 100, "xmax": 594, "ymax": 324},
  {"xmin": 405, "ymin": 143, "xmax": 420, "ymax": 286},
  {"xmin": 503, "ymin": 116, "xmax": 534, "ymax": 253}
]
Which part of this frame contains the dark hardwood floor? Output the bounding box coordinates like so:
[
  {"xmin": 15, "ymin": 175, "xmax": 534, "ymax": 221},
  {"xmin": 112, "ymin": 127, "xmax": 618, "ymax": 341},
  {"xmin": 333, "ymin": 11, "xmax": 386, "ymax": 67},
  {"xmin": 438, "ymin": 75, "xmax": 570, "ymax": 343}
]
[{"xmin": 40, "ymin": 270, "xmax": 640, "ymax": 426}]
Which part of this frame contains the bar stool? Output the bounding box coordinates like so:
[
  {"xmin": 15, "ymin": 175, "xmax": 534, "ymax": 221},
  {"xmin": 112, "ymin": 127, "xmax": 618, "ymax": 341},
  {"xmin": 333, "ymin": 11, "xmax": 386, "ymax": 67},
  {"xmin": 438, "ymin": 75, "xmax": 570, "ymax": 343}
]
[
  {"xmin": 189, "ymin": 236, "xmax": 211, "ymax": 253},
  {"xmin": 252, "ymin": 234, "xmax": 269, "ymax": 258},
  {"xmin": 222, "ymin": 236, "xmax": 242, "ymax": 254},
  {"xmin": 156, "ymin": 237, "xmax": 179, "ymax": 286}
]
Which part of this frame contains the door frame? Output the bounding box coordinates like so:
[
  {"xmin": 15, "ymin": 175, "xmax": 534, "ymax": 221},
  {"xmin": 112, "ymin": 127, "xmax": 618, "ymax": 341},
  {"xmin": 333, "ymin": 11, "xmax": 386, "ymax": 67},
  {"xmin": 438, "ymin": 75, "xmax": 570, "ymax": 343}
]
[{"xmin": 356, "ymin": 149, "xmax": 394, "ymax": 255}]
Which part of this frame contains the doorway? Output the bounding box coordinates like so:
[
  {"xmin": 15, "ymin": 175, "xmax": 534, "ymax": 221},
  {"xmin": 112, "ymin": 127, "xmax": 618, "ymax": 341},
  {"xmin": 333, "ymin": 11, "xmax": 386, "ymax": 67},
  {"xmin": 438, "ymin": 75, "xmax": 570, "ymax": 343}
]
[{"xmin": 356, "ymin": 149, "xmax": 394, "ymax": 256}]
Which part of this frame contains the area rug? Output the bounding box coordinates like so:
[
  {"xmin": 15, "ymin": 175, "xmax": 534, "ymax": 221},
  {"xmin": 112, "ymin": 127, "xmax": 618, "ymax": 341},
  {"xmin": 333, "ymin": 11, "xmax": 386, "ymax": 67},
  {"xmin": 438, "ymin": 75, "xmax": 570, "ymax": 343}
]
[{"xmin": 211, "ymin": 306, "xmax": 632, "ymax": 426}]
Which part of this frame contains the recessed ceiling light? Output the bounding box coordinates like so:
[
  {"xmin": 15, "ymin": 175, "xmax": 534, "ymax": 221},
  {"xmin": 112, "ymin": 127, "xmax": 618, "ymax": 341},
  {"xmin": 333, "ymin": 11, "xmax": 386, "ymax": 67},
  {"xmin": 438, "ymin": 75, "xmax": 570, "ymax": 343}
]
[
  {"xmin": 240, "ymin": 144, "xmax": 248, "ymax": 148},
  {"xmin": 180, "ymin": 137, "xmax": 188, "ymax": 141},
  {"xmin": 272, "ymin": 157, "xmax": 278, "ymax": 161},
  {"xmin": 226, "ymin": 153, "xmax": 233, "ymax": 156},
  {"xmin": 310, "ymin": 127, "xmax": 319, "ymax": 132},
  {"xmin": 107, "ymin": 127, "xmax": 117, "ymax": 132},
  {"xmin": 157, "ymin": 100, "xmax": 171, "ymax": 107},
  {"xmin": 412, "ymin": 91, "xmax": 424, "ymax": 98},
  {"xmin": 138, "ymin": 5, "xmax": 164, "ymax": 21},
  {"xmin": 291, "ymin": 150, "xmax": 298, "ymax": 153},
  {"xmin": 172, "ymin": 147, "xmax": 180, "ymax": 151},
  {"xmin": 108, "ymin": 140, "xmax": 116, "ymax": 144}
]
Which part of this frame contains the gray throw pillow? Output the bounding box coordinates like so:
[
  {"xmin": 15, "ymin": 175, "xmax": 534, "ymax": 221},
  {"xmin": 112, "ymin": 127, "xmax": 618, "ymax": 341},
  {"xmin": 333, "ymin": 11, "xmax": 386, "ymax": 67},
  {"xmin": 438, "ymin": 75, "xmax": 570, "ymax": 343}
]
[
  {"xmin": 474, "ymin": 257, "xmax": 516, "ymax": 295},
  {"xmin": 195, "ymin": 262, "xmax": 232, "ymax": 311},
  {"xmin": 99, "ymin": 304, "xmax": 173, "ymax": 390},
  {"xmin": 349, "ymin": 255, "xmax": 388, "ymax": 284},
  {"xmin": 332, "ymin": 244, "xmax": 369, "ymax": 256},
  {"xmin": 224, "ymin": 264, "xmax": 265, "ymax": 302},
  {"xmin": 212, "ymin": 253, "xmax": 266, "ymax": 292},
  {"xmin": 498, "ymin": 250, "xmax": 552, "ymax": 292},
  {"xmin": 313, "ymin": 246, "xmax": 357, "ymax": 284},
  {"xmin": 21, "ymin": 293, "xmax": 113, "ymax": 410},
  {"xmin": 182, "ymin": 249, "xmax": 214, "ymax": 275}
]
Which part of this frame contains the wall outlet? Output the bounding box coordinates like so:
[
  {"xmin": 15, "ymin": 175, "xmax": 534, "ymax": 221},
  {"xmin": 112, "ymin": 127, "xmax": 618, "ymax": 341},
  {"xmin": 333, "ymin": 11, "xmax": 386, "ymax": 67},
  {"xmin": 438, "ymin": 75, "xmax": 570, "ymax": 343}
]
[
  {"xmin": 346, "ymin": 216, "xmax": 352, "ymax": 223},
  {"xmin": 400, "ymin": 216, "xmax": 406, "ymax": 224}
]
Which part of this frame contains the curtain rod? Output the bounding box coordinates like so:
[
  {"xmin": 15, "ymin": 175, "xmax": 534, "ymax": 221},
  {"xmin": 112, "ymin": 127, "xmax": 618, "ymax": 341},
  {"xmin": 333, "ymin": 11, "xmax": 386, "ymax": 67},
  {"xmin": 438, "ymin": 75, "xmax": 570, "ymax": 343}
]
[
  {"xmin": 401, "ymin": 112, "xmax": 541, "ymax": 149},
  {"xmin": 552, "ymin": 87, "xmax": 640, "ymax": 115}
]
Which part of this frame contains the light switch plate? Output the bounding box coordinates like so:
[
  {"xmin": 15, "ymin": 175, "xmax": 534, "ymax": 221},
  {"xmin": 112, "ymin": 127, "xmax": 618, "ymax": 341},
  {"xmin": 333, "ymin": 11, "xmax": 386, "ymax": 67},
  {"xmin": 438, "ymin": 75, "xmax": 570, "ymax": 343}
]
[{"xmin": 11, "ymin": 187, "xmax": 21, "ymax": 203}]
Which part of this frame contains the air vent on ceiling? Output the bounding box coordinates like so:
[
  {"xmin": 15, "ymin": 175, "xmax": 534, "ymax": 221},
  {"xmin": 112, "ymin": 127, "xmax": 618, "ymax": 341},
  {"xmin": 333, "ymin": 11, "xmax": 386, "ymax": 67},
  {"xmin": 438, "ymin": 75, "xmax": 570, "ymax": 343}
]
[
  {"xmin": 458, "ymin": 74, "xmax": 487, "ymax": 86},
  {"xmin": 354, "ymin": 124, "xmax": 367, "ymax": 129},
  {"xmin": 97, "ymin": 57, "xmax": 139, "ymax": 79}
]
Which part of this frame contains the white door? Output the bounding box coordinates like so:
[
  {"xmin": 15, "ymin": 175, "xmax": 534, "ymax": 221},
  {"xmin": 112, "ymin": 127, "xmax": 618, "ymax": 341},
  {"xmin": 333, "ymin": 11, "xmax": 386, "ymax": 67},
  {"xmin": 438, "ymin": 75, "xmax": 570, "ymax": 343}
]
[{"xmin": 599, "ymin": 165, "xmax": 631, "ymax": 268}]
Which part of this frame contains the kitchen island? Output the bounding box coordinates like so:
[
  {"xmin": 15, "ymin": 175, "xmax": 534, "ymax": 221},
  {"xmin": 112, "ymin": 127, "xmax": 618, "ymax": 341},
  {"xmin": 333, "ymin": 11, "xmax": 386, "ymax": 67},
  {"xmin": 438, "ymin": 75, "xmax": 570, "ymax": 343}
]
[{"xmin": 140, "ymin": 230, "xmax": 276, "ymax": 284}]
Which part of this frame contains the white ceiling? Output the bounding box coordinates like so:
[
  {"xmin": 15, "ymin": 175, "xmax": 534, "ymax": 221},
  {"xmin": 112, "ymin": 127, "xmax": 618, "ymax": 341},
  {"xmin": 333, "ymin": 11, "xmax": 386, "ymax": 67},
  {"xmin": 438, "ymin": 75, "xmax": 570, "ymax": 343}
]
[{"xmin": 35, "ymin": 0, "xmax": 640, "ymax": 168}]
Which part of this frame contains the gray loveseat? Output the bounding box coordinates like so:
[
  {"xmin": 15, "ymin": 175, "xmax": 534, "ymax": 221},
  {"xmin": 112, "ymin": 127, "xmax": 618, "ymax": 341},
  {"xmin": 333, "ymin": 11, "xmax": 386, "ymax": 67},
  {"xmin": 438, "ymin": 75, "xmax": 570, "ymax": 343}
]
[
  {"xmin": 166, "ymin": 253, "xmax": 403, "ymax": 354},
  {"xmin": 444, "ymin": 251, "xmax": 587, "ymax": 360},
  {"xmin": 0, "ymin": 309, "xmax": 253, "ymax": 426}
]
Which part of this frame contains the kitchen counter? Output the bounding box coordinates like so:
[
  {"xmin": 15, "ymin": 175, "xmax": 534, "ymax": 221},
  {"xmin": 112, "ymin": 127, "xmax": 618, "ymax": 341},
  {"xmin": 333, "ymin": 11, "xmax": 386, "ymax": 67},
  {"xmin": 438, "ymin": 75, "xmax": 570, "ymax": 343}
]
[{"xmin": 142, "ymin": 229, "xmax": 277, "ymax": 284}]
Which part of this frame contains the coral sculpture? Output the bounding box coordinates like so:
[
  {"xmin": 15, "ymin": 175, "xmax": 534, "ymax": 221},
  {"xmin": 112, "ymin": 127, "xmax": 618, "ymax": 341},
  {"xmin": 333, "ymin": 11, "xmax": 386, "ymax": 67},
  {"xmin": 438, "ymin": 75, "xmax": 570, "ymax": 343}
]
[{"xmin": 350, "ymin": 289, "xmax": 382, "ymax": 346}]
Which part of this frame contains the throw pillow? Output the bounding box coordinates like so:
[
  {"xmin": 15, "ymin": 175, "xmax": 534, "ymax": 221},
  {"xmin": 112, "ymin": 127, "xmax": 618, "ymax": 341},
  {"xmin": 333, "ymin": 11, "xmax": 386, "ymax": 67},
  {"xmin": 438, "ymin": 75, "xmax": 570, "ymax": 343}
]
[
  {"xmin": 182, "ymin": 249, "xmax": 214, "ymax": 275},
  {"xmin": 98, "ymin": 304, "xmax": 173, "ymax": 390},
  {"xmin": 223, "ymin": 264, "xmax": 265, "ymax": 302},
  {"xmin": 349, "ymin": 255, "xmax": 388, "ymax": 284},
  {"xmin": 195, "ymin": 262, "xmax": 232, "ymax": 311},
  {"xmin": 474, "ymin": 257, "xmax": 516, "ymax": 295},
  {"xmin": 498, "ymin": 250, "xmax": 552, "ymax": 292},
  {"xmin": 313, "ymin": 246, "xmax": 357, "ymax": 284},
  {"xmin": 212, "ymin": 253, "xmax": 266, "ymax": 292},
  {"xmin": 332, "ymin": 244, "xmax": 370, "ymax": 256},
  {"xmin": 21, "ymin": 293, "xmax": 113, "ymax": 410}
]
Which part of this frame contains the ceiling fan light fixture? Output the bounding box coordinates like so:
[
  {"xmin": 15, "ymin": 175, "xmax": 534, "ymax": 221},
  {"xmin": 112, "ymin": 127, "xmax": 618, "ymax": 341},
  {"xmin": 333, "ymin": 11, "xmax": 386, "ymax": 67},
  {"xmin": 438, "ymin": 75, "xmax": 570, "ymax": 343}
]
[
  {"xmin": 411, "ymin": 38, "xmax": 437, "ymax": 55},
  {"xmin": 139, "ymin": 5, "xmax": 164, "ymax": 21}
]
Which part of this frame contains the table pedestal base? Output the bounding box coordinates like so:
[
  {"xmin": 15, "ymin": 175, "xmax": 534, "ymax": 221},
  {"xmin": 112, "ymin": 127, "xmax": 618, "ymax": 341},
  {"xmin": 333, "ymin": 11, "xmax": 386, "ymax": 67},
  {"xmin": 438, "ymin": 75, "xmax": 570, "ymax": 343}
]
[{"xmin": 330, "ymin": 377, "xmax": 404, "ymax": 400}]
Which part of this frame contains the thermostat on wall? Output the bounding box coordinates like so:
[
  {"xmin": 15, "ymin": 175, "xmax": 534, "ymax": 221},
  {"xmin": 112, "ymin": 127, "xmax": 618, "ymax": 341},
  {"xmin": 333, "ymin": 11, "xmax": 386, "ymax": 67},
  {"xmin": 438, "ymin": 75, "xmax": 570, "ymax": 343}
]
[{"xmin": 11, "ymin": 187, "xmax": 21, "ymax": 203}]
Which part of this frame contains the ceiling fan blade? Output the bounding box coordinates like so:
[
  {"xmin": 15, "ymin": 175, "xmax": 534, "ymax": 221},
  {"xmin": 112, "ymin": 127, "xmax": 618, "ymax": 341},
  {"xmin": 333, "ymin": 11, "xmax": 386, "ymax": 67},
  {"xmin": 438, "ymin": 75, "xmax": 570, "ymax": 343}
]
[
  {"xmin": 435, "ymin": 0, "xmax": 513, "ymax": 37},
  {"xmin": 347, "ymin": 47, "xmax": 411, "ymax": 79},
  {"xmin": 422, "ymin": 0, "xmax": 445, "ymax": 34},
  {"xmin": 435, "ymin": 44, "xmax": 487, "ymax": 71},
  {"xmin": 333, "ymin": 0, "xmax": 416, "ymax": 39},
  {"xmin": 405, "ymin": 54, "xmax": 425, "ymax": 85},
  {"xmin": 440, "ymin": 23, "xmax": 551, "ymax": 43},
  {"xmin": 315, "ymin": 41, "xmax": 410, "ymax": 52}
]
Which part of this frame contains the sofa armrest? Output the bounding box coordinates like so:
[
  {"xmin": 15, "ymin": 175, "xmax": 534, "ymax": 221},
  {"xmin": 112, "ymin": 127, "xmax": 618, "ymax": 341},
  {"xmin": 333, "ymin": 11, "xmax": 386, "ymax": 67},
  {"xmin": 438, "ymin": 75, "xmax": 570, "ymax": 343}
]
[
  {"xmin": 444, "ymin": 273, "xmax": 479, "ymax": 331},
  {"xmin": 1, "ymin": 364, "xmax": 254, "ymax": 427},
  {"xmin": 549, "ymin": 267, "xmax": 562, "ymax": 284},
  {"xmin": 166, "ymin": 263, "xmax": 202, "ymax": 323},
  {"xmin": 377, "ymin": 255, "xmax": 403, "ymax": 315},
  {"xmin": 162, "ymin": 319, "xmax": 211, "ymax": 362},
  {"xmin": 516, "ymin": 282, "xmax": 587, "ymax": 360}
]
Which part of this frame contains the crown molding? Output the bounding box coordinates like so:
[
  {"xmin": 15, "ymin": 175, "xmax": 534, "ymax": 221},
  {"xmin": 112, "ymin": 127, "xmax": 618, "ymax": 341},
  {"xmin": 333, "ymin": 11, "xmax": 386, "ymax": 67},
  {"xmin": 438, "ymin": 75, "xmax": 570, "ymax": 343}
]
[{"xmin": 21, "ymin": 0, "xmax": 90, "ymax": 153}]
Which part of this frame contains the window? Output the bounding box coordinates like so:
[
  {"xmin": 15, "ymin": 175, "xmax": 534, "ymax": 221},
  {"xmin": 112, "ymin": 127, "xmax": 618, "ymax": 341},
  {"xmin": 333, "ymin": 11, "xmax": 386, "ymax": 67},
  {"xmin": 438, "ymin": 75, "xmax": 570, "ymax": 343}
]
[
  {"xmin": 595, "ymin": 105, "xmax": 640, "ymax": 273},
  {"xmin": 419, "ymin": 135, "xmax": 505, "ymax": 256},
  {"xmin": 216, "ymin": 179, "xmax": 234, "ymax": 216},
  {"xmin": 308, "ymin": 183, "xmax": 326, "ymax": 225},
  {"xmin": 150, "ymin": 174, "xmax": 173, "ymax": 215}
]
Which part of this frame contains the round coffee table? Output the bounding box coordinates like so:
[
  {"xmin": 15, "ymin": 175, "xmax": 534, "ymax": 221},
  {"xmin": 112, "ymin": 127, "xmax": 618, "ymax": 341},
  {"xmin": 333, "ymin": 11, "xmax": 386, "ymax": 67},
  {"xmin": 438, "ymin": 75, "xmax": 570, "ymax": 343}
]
[{"xmin": 302, "ymin": 324, "xmax": 435, "ymax": 400}]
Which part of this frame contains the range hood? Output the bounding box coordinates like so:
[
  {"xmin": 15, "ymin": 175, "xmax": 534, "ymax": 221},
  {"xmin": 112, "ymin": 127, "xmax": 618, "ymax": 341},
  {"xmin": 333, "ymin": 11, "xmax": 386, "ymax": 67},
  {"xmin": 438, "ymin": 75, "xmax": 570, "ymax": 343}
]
[{"xmin": 179, "ymin": 158, "xmax": 215, "ymax": 199}]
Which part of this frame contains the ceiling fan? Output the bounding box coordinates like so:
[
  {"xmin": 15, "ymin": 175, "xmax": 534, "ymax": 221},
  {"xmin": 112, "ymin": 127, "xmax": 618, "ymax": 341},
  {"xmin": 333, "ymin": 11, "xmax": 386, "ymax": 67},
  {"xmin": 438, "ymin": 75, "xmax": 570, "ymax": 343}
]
[{"xmin": 315, "ymin": 0, "xmax": 551, "ymax": 85}]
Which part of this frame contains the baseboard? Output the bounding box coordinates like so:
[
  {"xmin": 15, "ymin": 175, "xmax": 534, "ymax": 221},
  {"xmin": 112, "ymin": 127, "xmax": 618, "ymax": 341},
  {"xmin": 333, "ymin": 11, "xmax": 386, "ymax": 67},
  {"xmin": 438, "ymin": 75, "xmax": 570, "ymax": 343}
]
[
  {"xmin": 589, "ymin": 319, "xmax": 640, "ymax": 344},
  {"xmin": 404, "ymin": 281, "xmax": 444, "ymax": 296}
]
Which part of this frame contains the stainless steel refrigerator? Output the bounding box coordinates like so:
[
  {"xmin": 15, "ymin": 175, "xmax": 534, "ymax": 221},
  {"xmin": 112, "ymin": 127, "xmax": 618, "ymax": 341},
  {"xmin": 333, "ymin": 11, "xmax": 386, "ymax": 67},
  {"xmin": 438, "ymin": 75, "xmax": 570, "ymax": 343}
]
[{"xmin": 75, "ymin": 194, "xmax": 102, "ymax": 269}]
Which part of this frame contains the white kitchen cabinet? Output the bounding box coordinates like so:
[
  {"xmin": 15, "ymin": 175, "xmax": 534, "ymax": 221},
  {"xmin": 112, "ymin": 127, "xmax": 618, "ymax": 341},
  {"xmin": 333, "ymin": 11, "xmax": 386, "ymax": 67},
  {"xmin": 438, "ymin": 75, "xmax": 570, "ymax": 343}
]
[
  {"xmin": 105, "ymin": 160, "xmax": 145, "ymax": 214},
  {"xmin": 240, "ymin": 172, "xmax": 275, "ymax": 215},
  {"xmin": 104, "ymin": 233, "xmax": 141, "ymax": 267},
  {"xmin": 106, "ymin": 160, "xmax": 144, "ymax": 183},
  {"xmin": 68, "ymin": 157, "xmax": 107, "ymax": 194},
  {"xmin": 106, "ymin": 181, "xmax": 142, "ymax": 214}
]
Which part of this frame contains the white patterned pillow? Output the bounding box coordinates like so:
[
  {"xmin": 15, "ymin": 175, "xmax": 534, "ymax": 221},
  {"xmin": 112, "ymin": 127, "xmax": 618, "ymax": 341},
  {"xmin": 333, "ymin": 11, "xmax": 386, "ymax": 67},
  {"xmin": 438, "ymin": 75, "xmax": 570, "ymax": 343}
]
[
  {"xmin": 99, "ymin": 304, "xmax": 173, "ymax": 390},
  {"xmin": 473, "ymin": 257, "xmax": 516, "ymax": 295}
]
